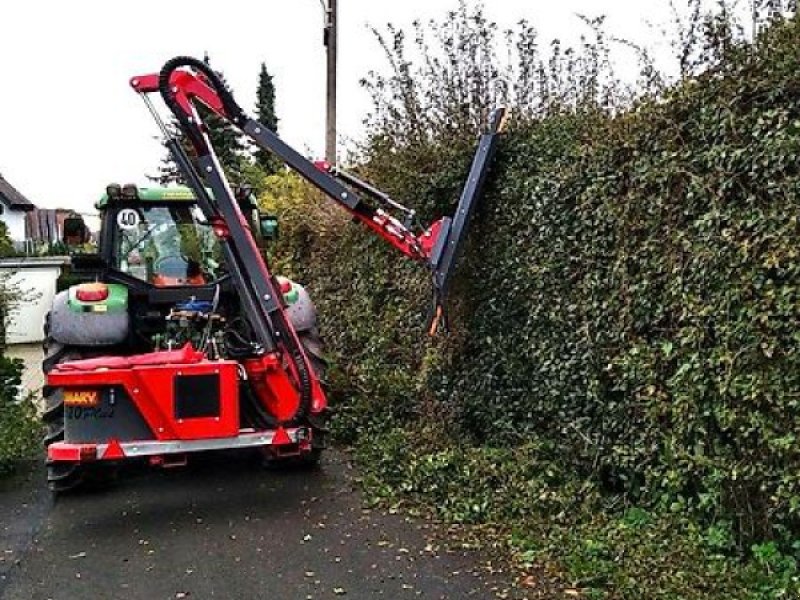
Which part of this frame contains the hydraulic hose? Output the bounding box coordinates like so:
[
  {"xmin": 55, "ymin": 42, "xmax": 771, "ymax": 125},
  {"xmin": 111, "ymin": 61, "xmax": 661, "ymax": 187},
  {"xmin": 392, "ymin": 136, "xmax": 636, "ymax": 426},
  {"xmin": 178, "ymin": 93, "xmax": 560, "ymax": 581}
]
[
  {"xmin": 275, "ymin": 316, "xmax": 314, "ymax": 425},
  {"xmin": 157, "ymin": 55, "xmax": 246, "ymax": 155}
]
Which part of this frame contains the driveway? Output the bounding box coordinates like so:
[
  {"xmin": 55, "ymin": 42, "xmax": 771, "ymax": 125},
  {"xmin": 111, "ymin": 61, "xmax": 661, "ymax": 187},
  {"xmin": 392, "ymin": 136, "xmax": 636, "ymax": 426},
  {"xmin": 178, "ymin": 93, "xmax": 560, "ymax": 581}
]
[{"xmin": 1, "ymin": 346, "xmax": 530, "ymax": 599}]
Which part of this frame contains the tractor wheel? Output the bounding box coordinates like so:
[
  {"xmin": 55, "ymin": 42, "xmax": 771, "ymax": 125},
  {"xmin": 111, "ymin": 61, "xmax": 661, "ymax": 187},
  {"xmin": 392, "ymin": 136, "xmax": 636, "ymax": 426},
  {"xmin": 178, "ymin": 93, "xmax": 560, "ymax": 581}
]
[
  {"xmin": 42, "ymin": 339, "xmax": 86, "ymax": 493},
  {"xmin": 299, "ymin": 327, "xmax": 327, "ymax": 383},
  {"xmin": 42, "ymin": 323, "xmax": 116, "ymax": 493},
  {"xmin": 299, "ymin": 327, "xmax": 328, "ymax": 467},
  {"xmin": 265, "ymin": 328, "xmax": 328, "ymax": 469}
]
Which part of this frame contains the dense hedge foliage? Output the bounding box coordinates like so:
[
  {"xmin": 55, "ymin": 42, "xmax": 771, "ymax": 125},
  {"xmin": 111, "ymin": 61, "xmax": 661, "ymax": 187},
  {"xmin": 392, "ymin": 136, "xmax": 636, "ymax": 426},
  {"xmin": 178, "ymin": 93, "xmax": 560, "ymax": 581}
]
[
  {"xmin": 260, "ymin": 6, "xmax": 800, "ymax": 597},
  {"xmin": 0, "ymin": 256, "xmax": 42, "ymax": 473},
  {"xmin": 453, "ymin": 22, "xmax": 800, "ymax": 543}
]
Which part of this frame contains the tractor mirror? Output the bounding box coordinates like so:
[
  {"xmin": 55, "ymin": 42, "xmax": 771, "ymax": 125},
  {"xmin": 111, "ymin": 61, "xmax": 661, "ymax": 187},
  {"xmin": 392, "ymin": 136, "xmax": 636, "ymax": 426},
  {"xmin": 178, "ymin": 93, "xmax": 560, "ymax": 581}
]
[
  {"xmin": 63, "ymin": 216, "xmax": 91, "ymax": 245},
  {"xmin": 259, "ymin": 214, "xmax": 279, "ymax": 241}
]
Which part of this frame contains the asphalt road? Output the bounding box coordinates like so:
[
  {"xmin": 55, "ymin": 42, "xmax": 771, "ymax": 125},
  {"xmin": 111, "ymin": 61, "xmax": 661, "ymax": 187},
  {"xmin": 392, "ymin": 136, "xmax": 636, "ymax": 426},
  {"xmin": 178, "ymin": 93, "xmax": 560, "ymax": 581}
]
[{"xmin": 0, "ymin": 451, "xmax": 525, "ymax": 600}]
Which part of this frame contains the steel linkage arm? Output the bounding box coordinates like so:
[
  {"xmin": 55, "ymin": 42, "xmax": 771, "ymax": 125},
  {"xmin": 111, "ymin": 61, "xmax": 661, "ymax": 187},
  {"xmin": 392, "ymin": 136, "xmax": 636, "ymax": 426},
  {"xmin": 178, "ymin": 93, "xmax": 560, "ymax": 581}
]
[
  {"xmin": 132, "ymin": 56, "xmax": 506, "ymax": 334},
  {"xmin": 131, "ymin": 58, "xmax": 428, "ymax": 262}
]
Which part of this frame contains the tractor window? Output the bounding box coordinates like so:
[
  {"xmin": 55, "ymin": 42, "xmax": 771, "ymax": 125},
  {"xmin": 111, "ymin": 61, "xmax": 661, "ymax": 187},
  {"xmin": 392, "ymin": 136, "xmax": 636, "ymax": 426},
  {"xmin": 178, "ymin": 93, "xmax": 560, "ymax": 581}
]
[{"xmin": 114, "ymin": 205, "xmax": 225, "ymax": 286}]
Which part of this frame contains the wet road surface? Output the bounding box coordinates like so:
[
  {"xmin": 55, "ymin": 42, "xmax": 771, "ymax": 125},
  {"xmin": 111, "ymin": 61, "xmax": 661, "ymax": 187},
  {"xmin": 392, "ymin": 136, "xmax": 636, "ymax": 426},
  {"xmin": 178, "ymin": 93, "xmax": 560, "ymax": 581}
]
[{"xmin": 0, "ymin": 451, "xmax": 523, "ymax": 600}]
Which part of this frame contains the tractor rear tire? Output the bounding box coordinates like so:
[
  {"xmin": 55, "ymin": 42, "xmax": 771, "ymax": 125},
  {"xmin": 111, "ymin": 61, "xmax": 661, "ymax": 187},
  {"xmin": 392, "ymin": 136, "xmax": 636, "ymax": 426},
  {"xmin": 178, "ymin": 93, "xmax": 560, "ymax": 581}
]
[
  {"xmin": 42, "ymin": 325, "xmax": 117, "ymax": 494},
  {"xmin": 299, "ymin": 328, "xmax": 328, "ymax": 467},
  {"xmin": 42, "ymin": 338, "xmax": 85, "ymax": 493},
  {"xmin": 264, "ymin": 328, "xmax": 328, "ymax": 469}
]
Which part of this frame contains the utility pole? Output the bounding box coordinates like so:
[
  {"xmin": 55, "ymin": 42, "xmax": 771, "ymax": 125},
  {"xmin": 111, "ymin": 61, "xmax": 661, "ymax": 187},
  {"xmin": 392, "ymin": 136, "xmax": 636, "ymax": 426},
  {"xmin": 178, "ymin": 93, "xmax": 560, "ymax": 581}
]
[{"xmin": 322, "ymin": 0, "xmax": 338, "ymax": 164}]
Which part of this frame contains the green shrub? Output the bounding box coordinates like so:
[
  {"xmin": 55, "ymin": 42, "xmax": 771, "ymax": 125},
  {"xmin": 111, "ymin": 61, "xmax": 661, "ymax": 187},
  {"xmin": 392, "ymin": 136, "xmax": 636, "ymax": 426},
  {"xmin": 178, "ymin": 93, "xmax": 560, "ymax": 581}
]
[
  {"xmin": 359, "ymin": 426, "xmax": 800, "ymax": 599},
  {"xmin": 0, "ymin": 355, "xmax": 40, "ymax": 474},
  {"xmin": 0, "ymin": 222, "xmax": 14, "ymax": 258},
  {"xmin": 0, "ymin": 261, "xmax": 43, "ymax": 474}
]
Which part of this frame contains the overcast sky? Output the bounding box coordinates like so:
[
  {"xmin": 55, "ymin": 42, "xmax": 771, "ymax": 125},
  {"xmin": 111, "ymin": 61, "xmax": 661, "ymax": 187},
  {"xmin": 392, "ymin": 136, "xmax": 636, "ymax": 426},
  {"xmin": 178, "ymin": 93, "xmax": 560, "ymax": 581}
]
[{"xmin": 0, "ymin": 1, "xmax": 722, "ymax": 215}]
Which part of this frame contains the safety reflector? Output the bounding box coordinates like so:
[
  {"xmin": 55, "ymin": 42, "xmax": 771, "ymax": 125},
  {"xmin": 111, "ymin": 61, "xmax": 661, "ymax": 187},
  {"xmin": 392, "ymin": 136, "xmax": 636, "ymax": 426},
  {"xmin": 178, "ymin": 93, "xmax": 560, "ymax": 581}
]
[
  {"xmin": 102, "ymin": 438, "xmax": 126, "ymax": 460},
  {"xmin": 79, "ymin": 445, "xmax": 98, "ymax": 462},
  {"xmin": 272, "ymin": 427, "xmax": 292, "ymax": 446},
  {"xmin": 277, "ymin": 277, "xmax": 292, "ymax": 294}
]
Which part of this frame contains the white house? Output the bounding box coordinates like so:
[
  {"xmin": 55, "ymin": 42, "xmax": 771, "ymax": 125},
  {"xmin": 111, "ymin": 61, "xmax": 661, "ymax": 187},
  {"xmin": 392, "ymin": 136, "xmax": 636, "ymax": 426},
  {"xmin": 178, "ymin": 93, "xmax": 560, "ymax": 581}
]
[
  {"xmin": 0, "ymin": 173, "xmax": 35, "ymax": 241},
  {"xmin": 0, "ymin": 174, "xmax": 57, "ymax": 346}
]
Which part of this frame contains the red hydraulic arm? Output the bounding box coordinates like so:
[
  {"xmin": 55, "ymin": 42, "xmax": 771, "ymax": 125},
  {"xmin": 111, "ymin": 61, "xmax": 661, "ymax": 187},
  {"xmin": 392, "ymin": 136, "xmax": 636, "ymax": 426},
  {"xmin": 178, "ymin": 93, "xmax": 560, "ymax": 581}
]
[
  {"xmin": 132, "ymin": 68, "xmax": 430, "ymax": 263},
  {"xmin": 132, "ymin": 56, "xmax": 505, "ymax": 333}
]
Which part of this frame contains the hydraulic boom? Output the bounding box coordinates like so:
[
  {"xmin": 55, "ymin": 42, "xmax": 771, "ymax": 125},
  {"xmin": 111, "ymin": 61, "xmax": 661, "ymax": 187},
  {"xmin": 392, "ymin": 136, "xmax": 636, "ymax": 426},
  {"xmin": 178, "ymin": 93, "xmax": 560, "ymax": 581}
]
[{"xmin": 131, "ymin": 56, "xmax": 505, "ymax": 335}]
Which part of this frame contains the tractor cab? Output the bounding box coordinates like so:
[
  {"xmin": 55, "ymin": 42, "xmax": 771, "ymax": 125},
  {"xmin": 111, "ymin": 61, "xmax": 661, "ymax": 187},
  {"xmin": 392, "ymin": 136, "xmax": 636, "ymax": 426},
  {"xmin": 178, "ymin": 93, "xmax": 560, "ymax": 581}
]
[
  {"xmin": 51, "ymin": 183, "xmax": 311, "ymax": 364},
  {"xmin": 113, "ymin": 202, "xmax": 224, "ymax": 287},
  {"xmin": 97, "ymin": 185, "xmax": 227, "ymax": 288}
]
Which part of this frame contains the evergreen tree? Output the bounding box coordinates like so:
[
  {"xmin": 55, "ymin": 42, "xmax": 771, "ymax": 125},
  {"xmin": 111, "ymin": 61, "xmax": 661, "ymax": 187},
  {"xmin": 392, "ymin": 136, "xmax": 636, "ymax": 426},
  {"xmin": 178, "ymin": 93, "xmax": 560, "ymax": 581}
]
[
  {"xmin": 254, "ymin": 62, "xmax": 283, "ymax": 176},
  {"xmin": 150, "ymin": 122, "xmax": 189, "ymax": 186},
  {"xmin": 0, "ymin": 222, "xmax": 14, "ymax": 258}
]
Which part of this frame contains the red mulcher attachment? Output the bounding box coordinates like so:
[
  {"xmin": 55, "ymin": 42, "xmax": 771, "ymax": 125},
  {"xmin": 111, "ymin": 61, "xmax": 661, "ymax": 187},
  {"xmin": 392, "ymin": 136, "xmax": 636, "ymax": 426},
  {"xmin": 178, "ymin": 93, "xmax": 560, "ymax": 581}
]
[
  {"xmin": 46, "ymin": 345, "xmax": 314, "ymax": 467},
  {"xmin": 45, "ymin": 56, "xmax": 504, "ymax": 485}
]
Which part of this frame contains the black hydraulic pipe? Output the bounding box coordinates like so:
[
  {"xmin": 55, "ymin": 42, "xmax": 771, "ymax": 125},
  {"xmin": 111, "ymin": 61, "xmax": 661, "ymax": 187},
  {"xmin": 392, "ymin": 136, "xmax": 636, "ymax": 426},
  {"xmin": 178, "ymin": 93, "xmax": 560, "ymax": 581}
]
[{"xmin": 159, "ymin": 58, "xmax": 313, "ymax": 424}]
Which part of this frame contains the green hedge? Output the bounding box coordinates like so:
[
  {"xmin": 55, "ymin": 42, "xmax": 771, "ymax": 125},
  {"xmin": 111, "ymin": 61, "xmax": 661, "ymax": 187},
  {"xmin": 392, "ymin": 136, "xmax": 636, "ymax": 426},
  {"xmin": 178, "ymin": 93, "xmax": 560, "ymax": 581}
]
[
  {"xmin": 0, "ymin": 355, "xmax": 39, "ymax": 474},
  {"xmin": 450, "ymin": 21, "xmax": 800, "ymax": 542},
  {"xmin": 262, "ymin": 15, "xmax": 800, "ymax": 597},
  {"xmin": 0, "ymin": 222, "xmax": 43, "ymax": 473}
]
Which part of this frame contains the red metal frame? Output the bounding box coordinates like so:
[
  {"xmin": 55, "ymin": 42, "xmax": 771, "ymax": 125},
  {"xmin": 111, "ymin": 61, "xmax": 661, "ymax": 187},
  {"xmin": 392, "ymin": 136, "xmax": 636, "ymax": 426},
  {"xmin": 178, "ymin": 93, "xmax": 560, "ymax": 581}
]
[
  {"xmin": 131, "ymin": 72, "xmax": 227, "ymax": 120},
  {"xmin": 49, "ymin": 359, "xmax": 241, "ymax": 441},
  {"xmin": 132, "ymin": 61, "xmax": 331, "ymax": 444},
  {"xmin": 46, "ymin": 355, "xmax": 316, "ymax": 464},
  {"xmin": 242, "ymin": 353, "xmax": 326, "ymax": 422},
  {"xmin": 47, "ymin": 429, "xmax": 311, "ymax": 463},
  {"xmin": 131, "ymin": 68, "xmax": 441, "ymax": 264}
]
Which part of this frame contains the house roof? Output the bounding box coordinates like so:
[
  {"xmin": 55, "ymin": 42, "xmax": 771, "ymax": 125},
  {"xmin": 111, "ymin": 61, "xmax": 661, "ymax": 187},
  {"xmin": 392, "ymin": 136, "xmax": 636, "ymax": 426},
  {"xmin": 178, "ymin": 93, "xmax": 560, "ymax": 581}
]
[{"xmin": 0, "ymin": 173, "xmax": 35, "ymax": 211}]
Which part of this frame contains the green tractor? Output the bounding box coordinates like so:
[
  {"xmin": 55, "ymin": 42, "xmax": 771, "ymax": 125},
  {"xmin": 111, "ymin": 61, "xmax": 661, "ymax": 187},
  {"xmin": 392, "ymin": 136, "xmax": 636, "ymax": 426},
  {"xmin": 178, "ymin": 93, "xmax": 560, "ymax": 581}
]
[{"xmin": 44, "ymin": 184, "xmax": 324, "ymax": 492}]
